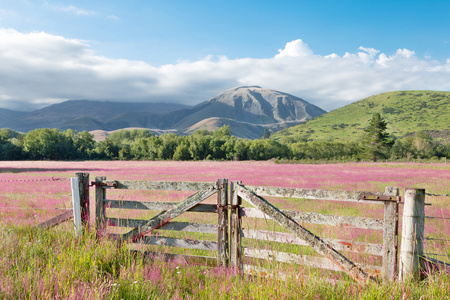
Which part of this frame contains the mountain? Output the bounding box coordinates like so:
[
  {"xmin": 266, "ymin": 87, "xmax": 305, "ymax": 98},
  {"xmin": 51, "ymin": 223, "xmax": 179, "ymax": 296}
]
[
  {"xmin": 0, "ymin": 86, "xmax": 326, "ymax": 139},
  {"xmin": 271, "ymin": 91, "xmax": 450, "ymax": 142},
  {"xmin": 0, "ymin": 108, "xmax": 28, "ymax": 126},
  {"xmin": 1, "ymin": 100, "xmax": 190, "ymax": 132}
]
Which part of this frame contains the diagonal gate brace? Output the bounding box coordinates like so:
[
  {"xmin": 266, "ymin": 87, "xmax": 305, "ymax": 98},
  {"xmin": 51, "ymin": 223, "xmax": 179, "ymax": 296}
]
[
  {"xmin": 121, "ymin": 183, "xmax": 218, "ymax": 243},
  {"xmin": 235, "ymin": 183, "xmax": 375, "ymax": 284}
]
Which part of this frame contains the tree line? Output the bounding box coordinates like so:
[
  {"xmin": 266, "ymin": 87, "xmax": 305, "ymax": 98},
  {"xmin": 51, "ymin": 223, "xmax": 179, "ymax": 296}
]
[{"xmin": 1, "ymin": 114, "xmax": 449, "ymax": 162}]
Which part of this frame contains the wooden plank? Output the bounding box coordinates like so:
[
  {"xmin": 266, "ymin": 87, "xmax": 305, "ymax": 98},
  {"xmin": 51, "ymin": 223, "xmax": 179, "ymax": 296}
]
[
  {"xmin": 138, "ymin": 235, "xmax": 218, "ymax": 251},
  {"xmin": 106, "ymin": 219, "xmax": 218, "ymax": 233},
  {"xmin": 383, "ymin": 187, "xmax": 399, "ymax": 281},
  {"xmin": 420, "ymin": 255, "xmax": 450, "ymax": 274},
  {"xmin": 244, "ymin": 248, "xmax": 382, "ymax": 276},
  {"xmin": 236, "ymin": 183, "xmax": 374, "ymax": 283},
  {"xmin": 95, "ymin": 176, "xmax": 106, "ymax": 233},
  {"xmin": 121, "ymin": 185, "xmax": 217, "ymax": 242},
  {"xmin": 36, "ymin": 209, "xmax": 73, "ymax": 230},
  {"xmin": 217, "ymin": 179, "xmax": 229, "ymax": 267},
  {"xmin": 71, "ymin": 177, "xmax": 82, "ymax": 234},
  {"xmin": 104, "ymin": 200, "xmax": 217, "ymax": 213},
  {"xmin": 100, "ymin": 180, "xmax": 215, "ymax": 191},
  {"xmin": 399, "ymin": 188, "xmax": 425, "ymax": 281},
  {"xmin": 230, "ymin": 181, "xmax": 243, "ymax": 271},
  {"xmin": 241, "ymin": 207, "xmax": 383, "ymax": 230},
  {"xmin": 245, "ymin": 185, "xmax": 398, "ymax": 204},
  {"xmin": 76, "ymin": 172, "xmax": 90, "ymax": 226},
  {"xmin": 243, "ymin": 265, "xmax": 348, "ymax": 284},
  {"xmin": 136, "ymin": 250, "xmax": 218, "ymax": 267},
  {"xmin": 244, "ymin": 247, "xmax": 341, "ymax": 271},
  {"xmin": 242, "ymin": 229, "xmax": 383, "ymax": 256}
]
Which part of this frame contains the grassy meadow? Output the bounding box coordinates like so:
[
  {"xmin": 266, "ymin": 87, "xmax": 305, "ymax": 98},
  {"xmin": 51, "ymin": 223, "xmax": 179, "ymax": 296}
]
[{"xmin": 0, "ymin": 160, "xmax": 449, "ymax": 299}]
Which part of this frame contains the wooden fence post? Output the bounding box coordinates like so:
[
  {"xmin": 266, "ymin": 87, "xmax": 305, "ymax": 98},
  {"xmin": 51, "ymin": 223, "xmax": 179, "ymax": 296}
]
[
  {"xmin": 95, "ymin": 176, "xmax": 106, "ymax": 236},
  {"xmin": 399, "ymin": 188, "xmax": 425, "ymax": 281},
  {"xmin": 70, "ymin": 177, "xmax": 82, "ymax": 235},
  {"xmin": 230, "ymin": 181, "xmax": 242, "ymax": 272},
  {"xmin": 76, "ymin": 172, "xmax": 90, "ymax": 227},
  {"xmin": 217, "ymin": 179, "xmax": 229, "ymax": 267},
  {"xmin": 383, "ymin": 186, "xmax": 399, "ymax": 281}
]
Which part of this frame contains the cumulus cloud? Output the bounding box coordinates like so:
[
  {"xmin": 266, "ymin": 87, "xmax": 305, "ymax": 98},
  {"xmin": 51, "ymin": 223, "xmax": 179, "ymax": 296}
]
[{"xmin": 0, "ymin": 29, "xmax": 449, "ymax": 111}]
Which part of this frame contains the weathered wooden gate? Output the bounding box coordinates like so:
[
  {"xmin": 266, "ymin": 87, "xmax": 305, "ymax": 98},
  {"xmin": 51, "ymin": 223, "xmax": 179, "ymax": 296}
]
[
  {"xmin": 229, "ymin": 182, "xmax": 401, "ymax": 283},
  {"xmin": 92, "ymin": 176, "xmax": 401, "ymax": 282},
  {"xmin": 94, "ymin": 177, "xmax": 230, "ymax": 267}
]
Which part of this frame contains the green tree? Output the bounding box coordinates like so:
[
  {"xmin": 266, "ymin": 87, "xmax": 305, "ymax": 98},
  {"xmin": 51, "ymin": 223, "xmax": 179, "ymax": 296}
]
[
  {"xmin": 362, "ymin": 113, "xmax": 392, "ymax": 161},
  {"xmin": 23, "ymin": 128, "xmax": 76, "ymax": 160}
]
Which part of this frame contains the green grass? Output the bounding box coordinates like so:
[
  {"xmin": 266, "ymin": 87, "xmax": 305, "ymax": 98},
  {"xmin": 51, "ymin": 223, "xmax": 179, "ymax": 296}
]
[
  {"xmin": 272, "ymin": 90, "xmax": 450, "ymax": 142},
  {"xmin": 1, "ymin": 224, "xmax": 449, "ymax": 299}
]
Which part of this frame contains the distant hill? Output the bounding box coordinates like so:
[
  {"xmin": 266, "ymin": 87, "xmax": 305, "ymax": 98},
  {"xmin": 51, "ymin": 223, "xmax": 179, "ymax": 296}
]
[
  {"xmin": 0, "ymin": 108, "xmax": 27, "ymax": 125},
  {"xmin": 0, "ymin": 101, "xmax": 190, "ymax": 132},
  {"xmin": 0, "ymin": 86, "xmax": 326, "ymax": 139},
  {"xmin": 271, "ymin": 91, "xmax": 450, "ymax": 142}
]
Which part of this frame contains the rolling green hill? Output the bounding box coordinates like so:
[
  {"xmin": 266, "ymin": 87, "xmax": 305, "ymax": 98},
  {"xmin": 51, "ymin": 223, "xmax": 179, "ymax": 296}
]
[{"xmin": 271, "ymin": 91, "xmax": 450, "ymax": 143}]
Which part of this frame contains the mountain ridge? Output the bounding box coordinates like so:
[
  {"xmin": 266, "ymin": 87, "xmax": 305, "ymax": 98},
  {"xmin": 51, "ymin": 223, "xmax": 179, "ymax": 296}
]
[{"xmin": 0, "ymin": 86, "xmax": 326, "ymax": 139}]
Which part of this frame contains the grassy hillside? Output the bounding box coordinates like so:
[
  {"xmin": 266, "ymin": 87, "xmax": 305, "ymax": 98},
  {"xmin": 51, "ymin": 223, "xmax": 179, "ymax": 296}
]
[{"xmin": 272, "ymin": 91, "xmax": 450, "ymax": 143}]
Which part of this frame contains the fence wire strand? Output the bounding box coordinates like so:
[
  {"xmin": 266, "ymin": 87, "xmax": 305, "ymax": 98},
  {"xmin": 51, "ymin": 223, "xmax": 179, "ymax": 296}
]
[{"xmin": 0, "ymin": 177, "xmax": 69, "ymax": 183}]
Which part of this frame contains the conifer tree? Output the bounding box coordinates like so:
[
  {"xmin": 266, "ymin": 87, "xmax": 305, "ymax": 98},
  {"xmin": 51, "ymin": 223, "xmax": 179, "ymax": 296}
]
[{"xmin": 362, "ymin": 113, "xmax": 392, "ymax": 161}]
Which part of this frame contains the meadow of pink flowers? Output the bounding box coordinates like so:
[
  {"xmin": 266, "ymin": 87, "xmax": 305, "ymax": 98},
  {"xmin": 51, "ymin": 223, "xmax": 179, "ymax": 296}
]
[
  {"xmin": 1, "ymin": 160, "xmax": 449, "ymax": 257},
  {"xmin": 1, "ymin": 160, "xmax": 449, "ymax": 217}
]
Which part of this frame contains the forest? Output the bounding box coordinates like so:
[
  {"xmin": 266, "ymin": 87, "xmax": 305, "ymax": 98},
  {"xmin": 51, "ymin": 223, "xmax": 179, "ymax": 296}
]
[{"xmin": 1, "ymin": 119, "xmax": 449, "ymax": 162}]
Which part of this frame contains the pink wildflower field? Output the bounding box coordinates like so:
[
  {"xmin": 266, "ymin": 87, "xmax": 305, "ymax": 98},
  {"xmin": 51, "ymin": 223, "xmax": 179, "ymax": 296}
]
[{"xmin": 1, "ymin": 160, "xmax": 449, "ymax": 262}]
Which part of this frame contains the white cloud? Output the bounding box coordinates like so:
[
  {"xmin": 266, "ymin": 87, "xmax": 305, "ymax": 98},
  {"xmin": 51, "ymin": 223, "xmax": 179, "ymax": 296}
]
[
  {"xmin": 275, "ymin": 39, "xmax": 313, "ymax": 58},
  {"xmin": 0, "ymin": 28, "xmax": 449, "ymax": 111},
  {"xmin": 44, "ymin": 1, "xmax": 96, "ymax": 16}
]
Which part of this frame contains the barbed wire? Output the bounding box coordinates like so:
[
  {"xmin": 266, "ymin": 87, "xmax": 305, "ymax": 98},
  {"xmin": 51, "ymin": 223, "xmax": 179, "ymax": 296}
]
[
  {"xmin": 424, "ymin": 237, "xmax": 450, "ymax": 242},
  {"xmin": 0, "ymin": 177, "xmax": 69, "ymax": 183},
  {"xmin": 424, "ymin": 216, "xmax": 450, "ymax": 220},
  {"xmin": 424, "ymin": 253, "xmax": 450, "ymax": 258},
  {"xmin": 0, "ymin": 194, "xmax": 71, "ymax": 198},
  {"xmin": 0, "ymin": 207, "xmax": 71, "ymax": 210},
  {"xmin": 425, "ymin": 192, "xmax": 450, "ymax": 197}
]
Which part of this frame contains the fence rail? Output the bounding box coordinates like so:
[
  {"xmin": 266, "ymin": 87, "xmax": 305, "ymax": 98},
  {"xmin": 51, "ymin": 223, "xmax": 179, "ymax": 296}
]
[
  {"xmin": 95, "ymin": 177, "xmax": 226, "ymax": 267},
  {"xmin": 28, "ymin": 173, "xmax": 448, "ymax": 283}
]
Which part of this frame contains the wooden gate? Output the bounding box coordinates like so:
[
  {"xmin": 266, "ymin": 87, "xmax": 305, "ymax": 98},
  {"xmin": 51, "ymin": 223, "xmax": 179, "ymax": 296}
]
[
  {"xmin": 94, "ymin": 177, "xmax": 230, "ymax": 267},
  {"xmin": 229, "ymin": 182, "xmax": 400, "ymax": 283}
]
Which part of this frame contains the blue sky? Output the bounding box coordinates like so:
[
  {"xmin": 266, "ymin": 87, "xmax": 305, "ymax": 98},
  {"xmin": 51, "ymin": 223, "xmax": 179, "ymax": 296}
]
[{"xmin": 0, "ymin": 0, "xmax": 449, "ymax": 111}]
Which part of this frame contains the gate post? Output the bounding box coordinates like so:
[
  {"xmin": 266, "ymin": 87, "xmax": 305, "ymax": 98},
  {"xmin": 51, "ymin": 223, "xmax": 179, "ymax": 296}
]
[
  {"xmin": 76, "ymin": 173, "xmax": 90, "ymax": 227},
  {"xmin": 95, "ymin": 176, "xmax": 107, "ymax": 236},
  {"xmin": 217, "ymin": 179, "xmax": 229, "ymax": 267},
  {"xmin": 383, "ymin": 186, "xmax": 399, "ymax": 281},
  {"xmin": 399, "ymin": 188, "xmax": 425, "ymax": 281},
  {"xmin": 230, "ymin": 181, "xmax": 242, "ymax": 272}
]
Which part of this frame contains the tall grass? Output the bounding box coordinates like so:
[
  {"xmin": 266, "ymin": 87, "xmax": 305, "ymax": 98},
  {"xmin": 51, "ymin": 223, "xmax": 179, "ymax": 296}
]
[
  {"xmin": 1, "ymin": 161, "xmax": 449, "ymax": 298},
  {"xmin": 1, "ymin": 224, "xmax": 449, "ymax": 299}
]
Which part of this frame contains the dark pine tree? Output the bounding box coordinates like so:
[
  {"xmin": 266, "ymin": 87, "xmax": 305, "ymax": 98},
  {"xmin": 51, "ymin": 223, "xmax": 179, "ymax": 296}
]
[{"xmin": 362, "ymin": 113, "xmax": 392, "ymax": 162}]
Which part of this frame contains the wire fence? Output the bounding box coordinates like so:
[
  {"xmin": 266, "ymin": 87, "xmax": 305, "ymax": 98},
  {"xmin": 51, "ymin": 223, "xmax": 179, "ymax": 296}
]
[{"xmin": 0, "ymin": 177, "xmax": 69, "ymax": 183}]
